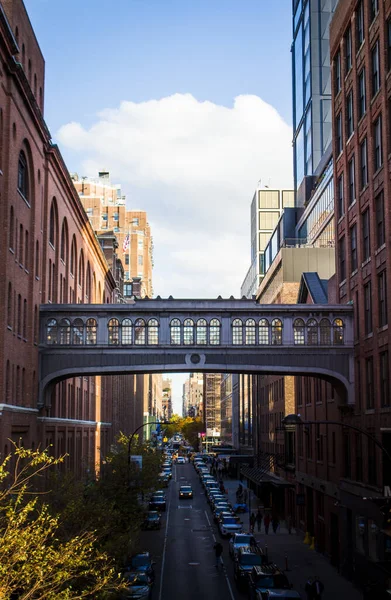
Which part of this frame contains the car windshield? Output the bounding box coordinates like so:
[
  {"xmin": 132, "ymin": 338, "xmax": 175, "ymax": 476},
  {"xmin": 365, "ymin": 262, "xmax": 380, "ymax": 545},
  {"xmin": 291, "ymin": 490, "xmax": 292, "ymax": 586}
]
[
  {"xmin": 148, "ymin": 513, "xmax": 159, "ymax": 519},
  {"xmin": 222, "ymin": 517, "xmax": 237, "ymax": 524},
  {"xmin": 240, "ymin": 554, "xmax": 262, "ymax": 566},
  {"xmin": 181, "ymin": 487, "xmax": 192, "ymax": 491},
  {"xmin": 235, "ymin": 535, "xmax": 255, "ymax": 545},
  {"xmin": 131, "ymin": 556, "xmax": 150, "ymax": 568}
]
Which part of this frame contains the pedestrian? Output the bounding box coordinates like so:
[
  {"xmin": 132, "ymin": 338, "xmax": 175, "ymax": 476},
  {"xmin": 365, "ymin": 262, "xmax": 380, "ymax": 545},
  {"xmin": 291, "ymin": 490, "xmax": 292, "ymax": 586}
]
[
  {"xmin": 312, "ymin": 575, "xmax": 324, "ymax": 599},
  {"xmin": 250, "ymin": 512, "xmax": 256, "ymax": 533},
  {"xmin": 305, "ymin": 577, "xmax": 314, "ymax": 600},
  {"xmin": 213, "ymin": 541, "xmax": 223, "ymax": 568},
  {"xmin": 272, "ymin": 516, "xmax": 279, "ymax": 534},
  {"xmin": 255, "ymin": 508, "xmax": 263, "ymax": 532},
  {"xmin": 264, "ymin": 513, "xmax": 271, "ymax": 535}
]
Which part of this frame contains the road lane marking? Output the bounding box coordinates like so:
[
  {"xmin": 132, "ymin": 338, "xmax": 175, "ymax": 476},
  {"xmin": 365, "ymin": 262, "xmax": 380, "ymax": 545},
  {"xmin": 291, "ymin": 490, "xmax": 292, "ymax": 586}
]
[
  {"xmin": 158, "ymin": 495, "xmax": 171, "ymax": 600},
  {"xmin": 204, "ymin": 509, "xmax": 235, "ymax": 600}
]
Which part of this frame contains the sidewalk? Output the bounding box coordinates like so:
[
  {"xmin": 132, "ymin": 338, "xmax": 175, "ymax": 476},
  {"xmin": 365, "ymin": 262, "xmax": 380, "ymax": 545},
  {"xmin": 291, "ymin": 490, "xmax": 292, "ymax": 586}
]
[{"xmin": 221, "ymin": 476, "xmax": 363, "ymax": 599}]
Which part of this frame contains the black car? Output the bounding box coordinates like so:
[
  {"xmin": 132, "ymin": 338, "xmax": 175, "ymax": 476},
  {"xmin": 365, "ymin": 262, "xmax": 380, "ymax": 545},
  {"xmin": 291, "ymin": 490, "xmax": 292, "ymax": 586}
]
[
  {"xmin": 248, "ymin": 564, "xmax": 291, "ymax": 599},
  {"xmin": 141, "ymin": 511, "xmax": 161, "ymax": 530},
  {"xmin": 129, "ymin": 551, "xmax": 155, "ymax": 580},
  {"xmin": 149, "ymin": 493, "xmax": 166, "ymax": 512},
  {"xmin": 179, "ymin": 485, "xmax": 193, "ymax": 499},
  {"xmin": 234, "ymin": 547, "xmax": 268, "ymax": 589}
]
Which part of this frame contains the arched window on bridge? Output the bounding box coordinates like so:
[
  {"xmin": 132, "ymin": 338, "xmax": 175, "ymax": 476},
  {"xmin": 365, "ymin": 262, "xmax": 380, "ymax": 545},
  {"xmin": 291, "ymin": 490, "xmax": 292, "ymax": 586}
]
[
  {"xmin": 259, "ymin": 318, "xmax": 269, "ymax": 344},
  {"xmin": 108, "ymin": 318, "xmax": 120, "ymax": 345},
  {"xmin": 196, "ymin": 319, "xmax": 207, "ymax": 345},
  {"xmin": 170, "ymin": 319, "xmax": 181, "ymax": 345},
  {"xmin": 122, "ymin": 318, "xmax": 132, "ymax": 345},
  {"xmin": 59, "ymin": 318, "xmax": 71, "ymax": 344},
  {"xmin": 294, "ymin": 318, "xmax": 305, "ymax": 344},
  {"xmin": 72, "ymin": 318, "xmax": 84, "ymax": 345},
  {"xmin": 184, "ymin": 319, "xmax": 194, "ymax": 345},
  {"xmin": 320, "ymin": 318, "xmax": 331, "ymax": 345},
  {"xmin": 148, "ymin": 319, "xmax": 159, "ymax": 345},
  {"xmin": 333, "ymin": 318, "xmax": 344, "ymax": 345},
  {"xmin": 245, "ymin": 319, "xmax": 256, "ymax": 344},
  {"xmin": 210, "ymin": 318, "xmax": 221, "ymax": 345},
  {"xmin": 135, "ymin": 318, "xmax": 146, "ymax": 345},
  {"xmin": 271, "ymin": 318, "xmax": 283, "ymax": 345},
  {"xmin": 46, "ymin": 318, "xmax": 58, "ymax": 345},
  {"xmin": 307, "ymin": 318, "xmax": 318, "ymax": 345},
  {"xmin": 232, "ymin": 318, "xmax": 243, "ymax": 345},
  {"xmin": 86, "ymin": 318, "xmax": 97, "ymax": 345}
]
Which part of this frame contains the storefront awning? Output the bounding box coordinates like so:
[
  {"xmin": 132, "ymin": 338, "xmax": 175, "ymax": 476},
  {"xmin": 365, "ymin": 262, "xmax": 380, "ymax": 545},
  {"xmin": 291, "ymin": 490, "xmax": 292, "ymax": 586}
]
[{"xmin": 240, "ymin": 466, "xmax": 294, "ymax": 488}]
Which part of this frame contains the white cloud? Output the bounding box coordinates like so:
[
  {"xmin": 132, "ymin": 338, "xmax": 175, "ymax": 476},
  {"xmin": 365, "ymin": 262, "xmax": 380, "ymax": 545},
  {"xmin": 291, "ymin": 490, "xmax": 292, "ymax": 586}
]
[{"xmin": 57, "ymin": 93, "xmax": 293, "ymax": 298}]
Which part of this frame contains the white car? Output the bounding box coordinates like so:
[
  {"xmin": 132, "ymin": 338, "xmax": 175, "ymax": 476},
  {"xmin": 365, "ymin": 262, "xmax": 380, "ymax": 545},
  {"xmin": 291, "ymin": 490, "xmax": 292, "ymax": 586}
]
[
  {"xmin": 176, "ymin": 456, "xmax": 186, "ymax": 464},
  {"xmin": 219, "ymin": 516, "xmax": 243, "ymax": 537},
  {"xmin": 228, "ymin": 533, "xmax": 257, "ymax": 559}
]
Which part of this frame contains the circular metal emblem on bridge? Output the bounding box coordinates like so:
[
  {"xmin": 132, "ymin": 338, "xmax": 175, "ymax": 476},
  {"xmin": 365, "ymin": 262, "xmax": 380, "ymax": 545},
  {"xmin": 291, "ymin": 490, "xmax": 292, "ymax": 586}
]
[
  {"xmin": 185, "ymin": 353, "xmax": 206, "ymax": 367},
  {"xmin": 190, "ymin": 354, "xmax": 201, "ymax": 364}
]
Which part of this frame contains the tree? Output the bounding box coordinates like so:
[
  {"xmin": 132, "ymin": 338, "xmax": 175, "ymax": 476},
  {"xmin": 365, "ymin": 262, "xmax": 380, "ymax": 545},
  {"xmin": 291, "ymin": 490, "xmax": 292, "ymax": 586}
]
[{"xmin": 0, "ymin": 444, "xmax": 122, "ymax": 599}]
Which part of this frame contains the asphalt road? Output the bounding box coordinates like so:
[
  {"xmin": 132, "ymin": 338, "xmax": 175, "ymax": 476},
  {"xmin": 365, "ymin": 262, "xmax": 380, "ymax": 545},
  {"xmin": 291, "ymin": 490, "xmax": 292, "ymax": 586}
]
[{"xmin": 140, "ymin": 462, "xmax": 248, "ymax": 600}]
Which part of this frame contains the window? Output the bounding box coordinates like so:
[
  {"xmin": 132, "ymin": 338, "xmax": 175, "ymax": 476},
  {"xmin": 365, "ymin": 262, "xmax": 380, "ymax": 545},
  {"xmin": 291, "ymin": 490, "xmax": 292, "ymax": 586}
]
[
  {"xmin": 49, "ymin": 202, "xmax": 56, "ymax": 247},
  {"xmin": 350, "ymin": 224, "xmax": 358, "ymax": 272},
  {"xmin": 345, "ymin": 27, "xmax": 352, "ymax": 73},
  {"xmin": 59, "ymin": 318, "xmax": 71, "ymax": 344},
  {"xmin": 245, "ymin": 319, "xmax": 256, "ymax": 345},
  {"xmin": 122, "ymin": 318, "xmax": 132, "ymax": 345},
  {"xmin": 388, "ymin": 19, "xmax": 391, "ymax": 71},
  {"xmin": 370, "ymin": 0, "xmax": 379, "ymax": 22},
  {"xmin": 148, "ymin": 319, "xmax": 159, "ymax": 345},
  {"xmin": 170, "ymin": 319, "xmax": 181, "ymax": 345},
  {"xmin": 259, "ymin": 319, "xmax": 269, "ymax": 344},
  {"xmin": 9, "ymin": 207, "xmax": 14, "ymax": 251},
  {"xmin": 320, "ymin": 318, "xmax": 331, "ymax": 345},
  {"xmin": 125, "ymin": 255, "xmax": 129, "ymax": 265},
  {"xmin": 72, "ymin": 319, "xmax": 84, "ymax": 345},
  {"xmin": 7, "ymin": 283, "xmax": 12, "ymax": 328},
  {"xmin": 134, "ymin": 318, "xmax": 146, "ymax": 345},
  {"xmin": 17, "ymin": 294, "xmax": 21, "ymax": 336},
  {"xmin": 196, "ymin": 319, "xmax": 207, "ymax": 345},
  {"xmin": 380, "ymin": 351, "xmax": 390, "ymax": 407},
  {"xmin": 60, "ymin": 220, "xmax": 68, "ymax": 263},
  {"xmin": 271, "ymin": 318, "xmax": 282, "ymax": 345},
  {"xmin": 360, "ymin": 138, "xmax": 368, "ymax": 189},
  {"xmin": 17, "ymin": 151, "xmax": 28, "ymax": 200},
  {"xmin": 375, "ymin": 191, "xmax": 385, "ymax": 247},
  {"xmin": 336, "ymin": 112, "xmax": 343, "ymax": 155},
  {"xmin": 348, "ymin": 156, "xmax": 355, "ymax": 205},
  {"xmin": 374, "ymin": 116, "xmax": 382, "ymax": 171},
  {"xmin": 339, "ymin": 236, "xmax": 346, "ymax": 281},
  {"xmin": 210, "ymin": 318, "xmax": 221, "ymax": 345},
  {"xmin": 307, "ymin": 318, "xmax": 318, "ymax": 345},
  {"xmin": 232, "ymin": 319, "xmax": 243, "ymax": 345},
  {"xmin": 372, "ymin": 40, "xmax": 380, "ymax": 97},
  {"xmin": 138, "ymin": 255, "xmax": 143, "ymax": 266},
  {"xmin": 108, "ymin": 318, "xmax": 119, "ymax": 345},
  {"xmin": 364, "ymin": 281, "xmax": 373, "ymax": 335},
  {"xmin": 362, "ymin": 209, "xmax": 370, "ymax": 261},
  {"xmin": 183, "ymin": 319, "xmax": 194, "ymax": 345},
  {"xmin": 358, "ymin": 69, "xmax": 366, "ymax": 119},
  {"xmin": 113, "ymin": 212, "xmax": 119, "ymax": 221},
  {"xmin": 19, "ymin": 224, "xmax": 23, "ymax": 265},
  {"xmin": 346, "ymin": 91, "xmax": 354, "ymax": 138},
  {"xmin": 378, "ymin": 271, "xmax": 388, "ymax": 327},
  {"xmin": 294, "ymin": 318, "xmax": 305, "ymax": 344},
  {"xmin": 86, "ymin": 318, "xmax": 97, "ymax": 345},
  {"xmin": 335, "ymin": 51, "xmax": 341, "ymax": 93},
  {"xmin": 366, "ymin": 357, "xmax": 374, "ymax": 409},
  {"xmin": 333, "ymin": 319, "xmax": 344, "ymax": 344},
  {"xmin": 46, "ymin": 318, "xmax": 58, "ymax": 345},
  {"xmin": 337, "ymin": 174, "xmax": 344, "ymax": 218},
  {"xmin": 356, "ymin": 1, "xmax": 364, "ymax": 47}
]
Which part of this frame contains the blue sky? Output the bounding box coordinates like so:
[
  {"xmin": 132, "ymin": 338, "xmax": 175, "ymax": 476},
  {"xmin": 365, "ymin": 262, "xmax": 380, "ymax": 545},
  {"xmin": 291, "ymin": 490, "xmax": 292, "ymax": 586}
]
[{"xmin": 24, "ymin": 0, "xmax": 294, "ymax": 413}]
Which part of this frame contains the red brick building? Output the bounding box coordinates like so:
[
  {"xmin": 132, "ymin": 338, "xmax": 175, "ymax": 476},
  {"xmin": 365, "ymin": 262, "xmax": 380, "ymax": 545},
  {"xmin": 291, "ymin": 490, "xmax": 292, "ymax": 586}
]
[
  {"xmin": 0, "ymin": 0, "xmax": 136, "ymax": 475},
  {"xmin": 330, "ymin": 0, "xmax": 391, "ymax": 588}
]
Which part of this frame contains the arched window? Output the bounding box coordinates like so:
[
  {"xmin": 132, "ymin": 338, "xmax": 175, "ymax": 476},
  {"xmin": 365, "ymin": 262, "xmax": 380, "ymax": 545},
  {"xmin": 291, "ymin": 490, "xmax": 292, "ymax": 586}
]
[
  {"xmin": 78, "ymin": 251, "xmax": 84, "ymax": 289},
  {"xmin": 333, "ymin": 318, "xmax": 344, "ymax": 344},
  {"xmin": 148, "ymin": 319, "xmax": 159, "ymax": 345},
  {"xmin": 245, "ymin": 319, "xmax": 256, "ymax": 345},
  {"xmin": 271, "ymin": 318, "xmax": 283, "ymax": 345},
  {"xmin": 23, "ymin": 299, "xmax": 27, "ymax": 339},
  {"xmin": 7, "ymin": 283, "xmax": 12, "ymax": 328},
  {"xmin": 17, "ymin": 151, "xmax": 29, "ymax": 199},
  {"xmin": 170, "ymin": 319, "xmax": 181, "ymax": 345},
  {"xmin": 196, "ymin": 319, "xmax": 207, "ymax": 345},
  {"xmin": 86, "ymin": 318, "xmax": 97, "ymax": 345},
  {"xmin": 24, "ymin": 230, "xmax": 29, "ymax": 270},
  {"xmin": 86, "ymin": 263, "xmax": 92, "ymax": 302},
  {"xmin": 17, "ymin": 294, "xmax": 21, "ymax": 336},
  {"xmin": 72, "ymin": 318, "xmax": 84, "ymax": 345},
  {"xmin": 294, "ymin": 318, "xmax": 305, "ymax": 344},
  {"xmin": 59, "ymin": 318, "xmax": 71, "ymax": 344},
  {"xmin": 19, "ymin": 224, "xmax": 23, "ymax": 265},
  {"xmin": 183, "ymin": 319, "xmax": 194, "ymax": 345},
  {"xmin": 34, "ymin": 305, "xmax": 38, "ymax": 344},
  {"xmin": 60, "ymin": 219, "xmax": 68, "ymax": 263},
  {"xmin": 319, "ymin": 318, "xmax": 331, "ymax": 345},
  {"xmin": 5, "ymin": 360, "xmax": 10, "ymax": 403},
  {"xmin": 49, "ymin": 200, "xmax": 57, "ymax": 247},
  {"xmin": 34, "ymin": 73, "xmax": 37, "ymax": 96},
  {"xmin": 46, "ymin": 318, "xmax": 58, "ymax": 344},
  {"xmin": 70, "ymin": 236, "xmax": 76, "ymax": 276},
  {"xmin": 232, "ymin": 318, "xmax": 243, "ymax": 345},
  {"xmin": 108, "ymin": 318, "xmax": 120, "ymax": 345},
  {"xmin": 307, "ymin": 318, "xmax": 318, "ymax": 345},
  {"xmin": 35, "ymin": 240, "xmax": 40, "ymax": 278},
  {"xmin": 122, "ymin": 318, "xmax": 132, "ymax": 345},
  {"xmin": 259, "ymin": 318, "xmax": 269, "ymax": 344},
  {"xmin": 210, "ymin": 318, "xmax": 221, "ymax": 345},
  {"xmin": 9, "ymin": 206, "xmax": 14, "ymax": 250},
  {"xmin": 134, "ymin": 318, "xmax": 146, "ymax": 345}
]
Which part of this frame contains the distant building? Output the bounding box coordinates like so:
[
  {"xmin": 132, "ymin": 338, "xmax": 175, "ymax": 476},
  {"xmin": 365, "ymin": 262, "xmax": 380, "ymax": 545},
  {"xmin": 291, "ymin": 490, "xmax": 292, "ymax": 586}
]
[
  {"xmin": 162, "ymin": 378, "xmax": 173, "ymax": 420},
  {"xmin": 203, "ymin": 374, "xmax": 222, "ymax": 438},
  {"xmin": 182, "ymin": 373, "xmax": 203, "ymax": 418},
  {"xmin": 220, "ymin": 374, "xmax": 233, "ymax": 445}
]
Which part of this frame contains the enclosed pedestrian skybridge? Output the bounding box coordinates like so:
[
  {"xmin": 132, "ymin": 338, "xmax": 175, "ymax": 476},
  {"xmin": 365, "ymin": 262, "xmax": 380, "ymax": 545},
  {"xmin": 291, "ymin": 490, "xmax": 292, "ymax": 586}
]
[{"xmin": 39, "ymin": 298, "xmax": 355, "ymax": 406}]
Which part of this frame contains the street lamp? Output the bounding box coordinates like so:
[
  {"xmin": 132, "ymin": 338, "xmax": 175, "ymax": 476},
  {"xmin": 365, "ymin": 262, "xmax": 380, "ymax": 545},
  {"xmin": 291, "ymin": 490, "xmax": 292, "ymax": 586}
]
[{"xmin": 127, "ymin": 421, "xmax": 171, "ymax": 466}]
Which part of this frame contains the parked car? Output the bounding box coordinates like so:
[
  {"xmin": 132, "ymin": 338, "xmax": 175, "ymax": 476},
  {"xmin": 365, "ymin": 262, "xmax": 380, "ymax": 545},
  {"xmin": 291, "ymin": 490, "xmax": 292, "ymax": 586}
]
[
  {"xmin": 129, "ymin": 552, "xmax": 155, "ymax": 580},
  {"xmin": 248, "ymin": 565, "xmax": 291, "ymax": 599},
  {"xmin": 228, "ymin": 533, "xmax": 258, "ymax": 559},
  {"xmin": 263, "ymin": 591, "xmax": 302, "ymax": 599},
  {"xmin": 234, "ymin": 547, "xmax": 267, "ymax": 589},
  {"xmin": 219, "ymin": 515, "xmax": 243, "ymax": 537},
  {"xmin": 179, "ymin": 485, "xmax": 193, "ymax": 499},
  {"xmin": 176, "ymin": 456, "xmax": 186, "ymax": 464},
  {"xmin": 159, "ymin": 473, "xmax": 170, "ymax": 487},
  {"xmin": 213, "ymin": 504, "xmax": 233, "ymax": 521},
  {"xmin": 149, "ymin": 492, "xmax": 166, "ymax": 512},
  {"xmin": 120, "ymin": 570, "xmax": 153, "ymax": 599},
  {"xmin": 141, "ymin": 511, "xmax": 161, "ymax": 530}
]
